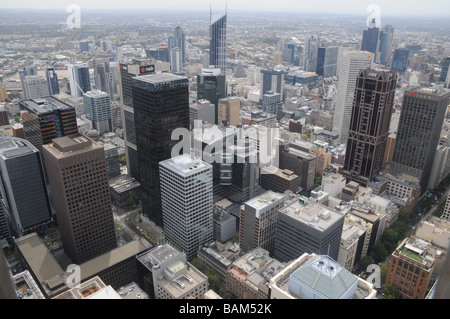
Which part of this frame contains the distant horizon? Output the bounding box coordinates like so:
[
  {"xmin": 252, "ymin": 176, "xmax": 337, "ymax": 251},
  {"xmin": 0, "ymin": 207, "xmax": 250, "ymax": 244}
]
[
  {"xmin": 0, "ymin": 7, "xmax": 449, "ymax": 19},
  {"xmin": 1, "ymin": 0, "xmax": 450, "ymax": 18}
]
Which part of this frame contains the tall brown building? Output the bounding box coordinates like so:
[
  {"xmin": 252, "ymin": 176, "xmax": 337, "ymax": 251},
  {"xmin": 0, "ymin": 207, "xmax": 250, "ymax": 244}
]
[
  {"xmin": 42, "ymin": 135, "xmax": 117, "ymax": 264},
  {"xmin": 218, "ymin": 97, "xmax": 240, "ymax": 126},
  {"xmin": 342, "ymin": 69, "xmax": 397, "ymax": 186}
]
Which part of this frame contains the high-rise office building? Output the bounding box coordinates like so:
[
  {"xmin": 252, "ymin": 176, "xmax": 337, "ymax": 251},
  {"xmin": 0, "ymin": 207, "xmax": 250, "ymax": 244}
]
[
  {"xmin": 332, "ymin": 51, "xmax": 373, "ymax": 143},
  {"xmin": 189, "ymin": 100, "xmax": 215, "ymax": 129},
  {"xmin": 83, "ymin": 90, "xmax": 112, "ymax": 134},
  {"xmin": 118, "ymin": 59, "xmax": 155, "ymax": 181},
  {"xmin": 0, "ymin": 137, "xmax": 52, "ymax": 238},
  {"xmin": 391, "ymin": 48, "xmax": 410, "ymax": 74},
  {"xmin": 174, "ymin": 26, "xmax": 186, "ymax": 65},
  {"xmin": 274, "ymin": 198, "xmax": 345, "ymax": 263},
  {"xmin": 45, "ymin": 68, "xmax": 60, "ymax": 96},
  {"xmin": 209, "ymin": 12, "xmax": 227, "ymax": 75},
  {"xmin": 260, "ymin": 69, "xmax": 285, "ymax": 104},
  {"xmin": 361, "ymin": 24, "xmax": 381, "ymax": 63},
  {"xmin": 279, "ymin": 146, "xmax": 317, "ymax": 192},
  {"xmin": 19, "ymin": 96, "xmax": 78, "ymax": 154},
  {"xmin": 42, "ymin": 135, "xmax": 117, "ymax": 264},
  {"xmin": 194, "ymin": 125, "xmax": 257, "ymax": 204},
  {"xmin": 197, "ymin": 68, "xmax": 226, "ymax": 124},
  {"xmin": 217, "ymin": 97, "xmax": 240, "ymax": 126},
  {"xmin": 0, "ymin": 108, "xmax": 9, "ymax": 127},
  {"xmin": 93, "ymin": 58, "xmax": 115, "ymax": 100},
  {"xmin": 22, "ymin": 75, "xmax": 50, "ymax": 100},
  {"xmin": 239, "ymin": 191, "xmax": 285, "ymax": 255},
  {"xmin": 170, "ymin": 47, "xmax": 183, "ymax": 73},
  {"xmin": 379, "ymin": 25, "xmax": 394, "ymax": 66},
  {"xmin": 103, "ymin": 143, "xmax": 121, "ymax": 180},
  {"xmin": 390, "ymin": 89, "xmax": 450, "ymax": 193},
  {"xmin": 440, "ymin": 57, "xmax": 450, "ymax": 83},
  {"xmin": 303, "ymin": 35, "xmax": 320, "ymax": 72},
  {"xmin": 159, "ymin": 154, "xmax": 213, "ymax": 261},
  {"xmin": 132, "ymin": 73, "xmax": 189, "ymax": 227},
  {"xmin": 316, "ymin": 46, "xmax": 339, "ymax": 78},
  {"xmin": 19, "ymin": 66, "xmax": 38, "ymax": 99},
  {"xmin": 68, "ymin": 63, "xmax": 91, "ymax": 98},
  {"xmin": 341, "ymin": 69, "xmax": 397, "ymax": 187}
]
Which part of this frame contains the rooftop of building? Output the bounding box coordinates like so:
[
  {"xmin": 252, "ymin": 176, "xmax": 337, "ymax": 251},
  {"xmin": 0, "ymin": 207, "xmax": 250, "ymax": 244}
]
[
  {"xmin": 289, "ymin": 255, "xmax": 358, "ymax": 299},
  {"xmin": 44, "ymin": 135, "xmax": 101, "ymax": 158},
  {"xmin": 83, "ymin": 90, "xmax": 109, "ymax": 99},
  {"xmin": 14, "ymin": 233, "xmax": 65, "ymax": 296},
  {"xmin": 394, "ymin": 237, "xmax": 436, "ymax": 269},
  {"xmin": 157, "ymin": 260, "xmax": 208, "ymax": 298},
  {"xmin": 52, "ymin": 276, "xmax": 124, "ymax": 300},
  {"xmin": 245, "ymin": 190, "xmax": 285, "ymax": 212},
  {"xmin": 199, "ymin": 241, "xmax": 241, "ymax": 268},
  {"xmin": 286, "ymin": 146, "xmax": 316, "ymax": 160},
  {"xmin": 260, "ymin": 167, "xmax": 298, "ymax": 181},
  {"xmin": 132, "ymin": 72, "xmax": 187, "ymax": 84},
  {"xmin": 116, "ymin": 282, "xmax": 149, "ymax": 299},
  {"xmin": 19, "ymin": 96, "xmax": 74, "ymax": 114},
  {"xmin": 138, "ymin": 244, "xmax": 184, "ymax": 268},
  {"xmin": 278, "ymin": 197, "xmax": 344, "ymax": 231},
  {"xmin": 12, "ymin": 270, "xmax": 46, "ymax": 299},
  {"xmin": 160, "ymin": 154, "xmax": 211, "ymax": 177},
  {"xmin": 0, "ymin": 136, "xmax": 38, "ymax": 160},
  {"xmin": 79, "ymin": 238, "xmax": 152, "ymax": 281},
  {"xmin": 229, "ymin": 248, "xmax": 286, "ymax": 290},
  {"xmin": 109, "ymin": 175, "xmax": 140, "ymax": 193}
]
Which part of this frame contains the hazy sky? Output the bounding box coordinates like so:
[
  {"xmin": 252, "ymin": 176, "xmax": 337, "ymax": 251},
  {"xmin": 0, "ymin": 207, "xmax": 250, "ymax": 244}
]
[{"xmin": 1, "ymin": 0, "xmax": 450, "ymax": 17}]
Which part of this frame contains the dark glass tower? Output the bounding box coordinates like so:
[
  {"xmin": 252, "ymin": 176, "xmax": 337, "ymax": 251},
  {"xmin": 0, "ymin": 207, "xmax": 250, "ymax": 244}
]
[
  {"xmin": 132, "ymin": 73, "xmax": 189, "ymax": 227},
  {"xmin": 118, "ymin": 59, "xmax": 155, "ymax": 182},
  {"xmin": 361, "ymin": 25, "xmax": 381, "ymax": 60},
  {"xmin": 0, "ymin": 137, "xmax": 52, "ymax": 238},
  {"xmin": 209, "ymin": 12, "xmax": 227, "ymax": 75},
  {"xmin": 390, "ymin": 89, "xmax": 450, "ymax": 192},
  {"xmin": 342, "ymin": 69, "xmax": 397, "ymax": 187},
  {"xmin": 440, "ymin": 57, "xmax": 450, "ymax": 82},
  {"xmin": 174, "ymin": 26, "xmax": 186, "ymax": 64},
  {"xmin": 45, "ymin": 68, "xmax": 60, "ymax": 96},
  {"xmin": 391, "ymin": 48, "xmax": 410, "ymax": 74},
  {"xmin": 197, "ymin": 68, "xmax": 226, "ymax": 124}
]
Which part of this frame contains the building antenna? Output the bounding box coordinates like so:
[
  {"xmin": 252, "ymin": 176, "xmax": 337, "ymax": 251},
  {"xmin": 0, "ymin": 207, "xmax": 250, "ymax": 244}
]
[{"xmin": 210, "ymin": 2, "xmax": 212, "ymax": 25}]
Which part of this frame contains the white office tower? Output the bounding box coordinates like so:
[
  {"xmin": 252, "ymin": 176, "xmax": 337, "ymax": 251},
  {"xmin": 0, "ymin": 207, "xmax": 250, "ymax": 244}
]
[
  {"xmin": 303, "ymin": 35, "xmax": 320, "ymax": 72},
  {"xmin": 68, "ymin": 62, "xmax": 91, "ymax": 98},
  {"xmin": 170, "ymin": 48, "xmax": 183, "ymax": 73},
  {"xmin": 22, "ymin": 75, "xmax": 50, "ymax": 100},
  {"xmin": 159, "ymin": 154, "xmax": 214, "ymax": 260},
  {"xmin": 332, "ymin": 51, "xmax": 373, "ymax": 143}
]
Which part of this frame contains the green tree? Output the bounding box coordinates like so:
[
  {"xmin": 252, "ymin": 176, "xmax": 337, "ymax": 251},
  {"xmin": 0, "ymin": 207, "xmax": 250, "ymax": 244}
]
[
  {"xmin": 119, "ymin": 156, "xmax": 126, "ymax": 165},
  {"xmin": 14, "ymin": 115, "xmax": 21, "ymax": 123},
  {"xmin": 359, "ymin": 255, "xmax": 374, "ymax": 271},
  {"xmin": 370, "ymin": 243, "xmax": 388, "ymax": 263},
  {"xmin": 383, "ymin": 282, "xmax": 402, "ymax": 299},
  {"xmin": 379, "ymin": 263, "xmax": 389, "ymax": 284}
]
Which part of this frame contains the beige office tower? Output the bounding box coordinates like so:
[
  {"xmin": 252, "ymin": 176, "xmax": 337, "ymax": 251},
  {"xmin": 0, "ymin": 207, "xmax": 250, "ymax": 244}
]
[
  {"xmin": 43, "ymin": 135, "xmax": 117, "ymax": 264},
  {"xmin": 217, "ymin": 97, "xmax": 240, "ymax": 126},
  {"xmin": 332, "ymin": 51, "xmax": 373, "ymax": 143}
]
